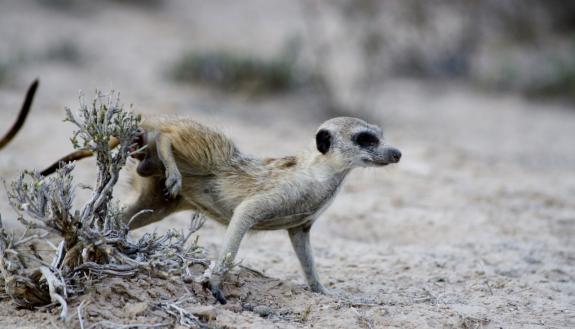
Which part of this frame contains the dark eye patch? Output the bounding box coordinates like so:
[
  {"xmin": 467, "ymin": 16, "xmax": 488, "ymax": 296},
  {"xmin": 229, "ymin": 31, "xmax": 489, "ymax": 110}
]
[{"xmin": 353, "ymin": 131, "xmax": 380, "ymax": 148}]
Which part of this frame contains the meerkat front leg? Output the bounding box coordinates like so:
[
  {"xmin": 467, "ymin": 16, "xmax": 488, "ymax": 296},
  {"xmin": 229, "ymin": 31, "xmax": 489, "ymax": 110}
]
[
  {"xmin": 209, "ymin": 203, "xmax": 258, "ymax": 304},
  {"xmin": 155, "ymin": 133, "xmax": 182, "ymax": 198},
  {"xmin": 288, "ymin": 225, "xmax": 328, "ymax": 294}
]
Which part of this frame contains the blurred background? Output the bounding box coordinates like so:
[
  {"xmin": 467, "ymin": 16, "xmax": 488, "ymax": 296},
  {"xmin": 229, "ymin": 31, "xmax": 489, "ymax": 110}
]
[
  {"xmin": 1, "ymin": 0, "xmax": 575, "ymax": 168},
  {"xmin": 0, "ymin": 1, "xmax": 574, "ymax": 327}
]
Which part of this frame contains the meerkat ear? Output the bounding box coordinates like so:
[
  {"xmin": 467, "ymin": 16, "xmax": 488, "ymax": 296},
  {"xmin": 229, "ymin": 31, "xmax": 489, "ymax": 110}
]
[{"xmin": 315, "ymin": 129, "xmax": 331, "ymax": 154}]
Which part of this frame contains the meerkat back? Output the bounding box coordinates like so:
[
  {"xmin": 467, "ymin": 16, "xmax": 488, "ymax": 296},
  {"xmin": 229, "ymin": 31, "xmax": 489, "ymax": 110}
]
[{"xmin": 142, "ymin": 117, "xmax": 240, "ymax": 176}]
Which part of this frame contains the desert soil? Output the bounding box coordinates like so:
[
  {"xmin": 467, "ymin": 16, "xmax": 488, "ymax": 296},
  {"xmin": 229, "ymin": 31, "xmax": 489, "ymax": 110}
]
[{"xmin": 0, "ymin": 1, "xmax": 574, "ymax": 328}]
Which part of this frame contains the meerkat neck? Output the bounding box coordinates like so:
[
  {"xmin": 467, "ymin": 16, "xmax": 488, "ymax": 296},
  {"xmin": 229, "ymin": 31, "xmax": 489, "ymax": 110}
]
[{"xmin": 299, "ymin": 148, "xmax": 351, "ymax": 181}]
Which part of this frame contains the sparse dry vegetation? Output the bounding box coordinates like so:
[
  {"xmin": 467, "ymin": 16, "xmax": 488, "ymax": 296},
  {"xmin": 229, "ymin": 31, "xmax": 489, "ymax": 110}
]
[
  {"xmin": 170, "ymin": 50, "xmax": 307, "ymax": 95},
  {"xmin": 43, "ymin": 40, "xmax": 83, "ymax": 65},
  {"xmin": 36, "ymin": 0, "xmax": 163, "ymax": 10},
  {"xmin": 0, "ymin": 62, "xmax": 7, "ymax": 85},
  {"xmin": 302, "ymin": 0, "xmax": 575, "ymax": 109},
  {"xmin": 0, "ymin": 58, "xmax": 17, "ymax": 86}
]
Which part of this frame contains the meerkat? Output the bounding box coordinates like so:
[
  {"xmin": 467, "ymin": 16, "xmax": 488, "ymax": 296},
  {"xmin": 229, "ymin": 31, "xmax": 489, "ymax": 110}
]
[{"xmin": 121, "ymin": 116, "xmax": 401, "ymax": 304}]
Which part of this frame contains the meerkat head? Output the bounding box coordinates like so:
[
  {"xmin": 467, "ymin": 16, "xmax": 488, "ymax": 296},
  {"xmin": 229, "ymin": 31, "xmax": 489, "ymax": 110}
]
[{"xmin": 314, "ymin": 117, "xmax": 401, "ymax": 169}]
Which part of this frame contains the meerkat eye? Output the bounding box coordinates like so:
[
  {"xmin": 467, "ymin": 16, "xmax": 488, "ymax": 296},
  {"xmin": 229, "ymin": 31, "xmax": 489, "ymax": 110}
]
[
  {"xmin": 354, "ymin": 132, "xmax": 379, "ymax": 148},
  {"xmin": 316, "ymin": 129, "xmax": 332, "ymax": 154}
]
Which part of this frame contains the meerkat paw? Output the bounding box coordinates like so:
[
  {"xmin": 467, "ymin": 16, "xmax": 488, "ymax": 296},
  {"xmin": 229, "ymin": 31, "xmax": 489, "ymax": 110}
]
[
  {"xmin": 164, "ymin": 171, "xmax": 182, "ymax": 198},
  {"xmin": 129, "ymin": 128, "xmax": 147, "ymax": 160},
  {"xmin": 310, "ymin": 285, "xmax": 347, "ymax": 300},
  {"xmin": 208, "ymin": 276, "xmax": 227, "ymax": 304},
  {"xmin": 310, "ymin": 283, "xmax": 329, "ymax": 295}
]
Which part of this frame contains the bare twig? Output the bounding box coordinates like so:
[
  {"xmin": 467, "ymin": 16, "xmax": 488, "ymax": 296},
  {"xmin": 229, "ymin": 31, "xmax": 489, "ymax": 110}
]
[
  {"xmin": 155, "ymin": 296, "xmax": 208, "ymax": 329},
  {"xmin": 86, "ymin": 321, "xmax": 170, "ymax": 329},
  {"xmin": 77, "ymin": 299, "xmax": 87, "ymax": 329}
]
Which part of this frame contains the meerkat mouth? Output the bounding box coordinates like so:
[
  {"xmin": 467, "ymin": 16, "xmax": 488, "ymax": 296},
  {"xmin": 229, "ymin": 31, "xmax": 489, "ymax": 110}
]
[{"xmin": 363, "ymin": 159, "xmax": 389, "ymax": 166}]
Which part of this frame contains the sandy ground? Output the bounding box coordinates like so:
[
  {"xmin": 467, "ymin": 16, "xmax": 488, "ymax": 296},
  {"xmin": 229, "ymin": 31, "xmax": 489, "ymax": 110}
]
[{"xmin": 0, "ymin": 1, "xmax": 574, "ymax": 328}]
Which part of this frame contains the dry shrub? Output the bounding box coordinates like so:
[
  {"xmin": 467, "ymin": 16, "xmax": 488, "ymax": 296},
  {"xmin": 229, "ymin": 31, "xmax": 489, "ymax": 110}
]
[{"xmin": 0, "ymin": 92, "xmax": 211, "ymax": 328}]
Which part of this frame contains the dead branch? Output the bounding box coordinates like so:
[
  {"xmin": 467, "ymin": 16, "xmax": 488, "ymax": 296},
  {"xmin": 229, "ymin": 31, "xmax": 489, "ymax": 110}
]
[
  {"xmin": 155, "ymin": 295, "xmax": 208, "ymax": 329},
  {"xmin": 86, "ymin": 321, "xmax": 170, "ymax": 329}
]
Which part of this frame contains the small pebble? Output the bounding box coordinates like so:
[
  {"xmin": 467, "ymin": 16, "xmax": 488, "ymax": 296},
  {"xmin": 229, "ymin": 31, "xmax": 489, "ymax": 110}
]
[{"xmin": 253, "ymin": 305, "xmax": 272, "ymax": 317}]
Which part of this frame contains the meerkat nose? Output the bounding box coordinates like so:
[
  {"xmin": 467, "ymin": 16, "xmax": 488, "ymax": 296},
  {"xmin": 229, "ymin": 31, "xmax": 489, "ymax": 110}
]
[{"xmin": 391, "ymin": 149, "xmax": 402, "ymax": 163}]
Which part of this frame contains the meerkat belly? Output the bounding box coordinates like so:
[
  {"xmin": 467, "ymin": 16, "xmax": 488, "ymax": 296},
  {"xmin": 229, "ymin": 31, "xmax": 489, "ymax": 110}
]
[
  {"xmin": 252, "ymin": 213, "xmax": 314, "ymax": 230},
  {"xmin": 253, "ymin": 177, "xmax": 344, "ymax": 231},
  {"xmin": 251, "ymin": 195, "xmax": 335, "ymax": 231},
  {"xmin": 180, "ymin": 176, "xmax": 237, "ymax": 224}
]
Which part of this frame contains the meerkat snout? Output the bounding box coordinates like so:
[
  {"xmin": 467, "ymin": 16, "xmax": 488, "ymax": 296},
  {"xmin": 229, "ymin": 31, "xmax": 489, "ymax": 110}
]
[
  {"xmin": 390, "ymin": 148, "xmax": 402, "ymax": 162},
  {"xmin": 374, "ymin": 146, "xmax": 401, "ymax": 165}
]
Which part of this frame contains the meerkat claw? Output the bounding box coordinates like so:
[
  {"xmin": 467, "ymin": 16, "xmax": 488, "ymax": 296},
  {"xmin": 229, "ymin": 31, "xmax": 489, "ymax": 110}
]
[
  {"xmin": 310, "ymin": 283, "xmax": 329, "ymax": 295},
  {"xmin": 208, "ymin": 284, "xmax": 227, "ymax": 304},
  {"xmin": 164, "ymin": 172, "xmax": 182, "ymax": 198}
]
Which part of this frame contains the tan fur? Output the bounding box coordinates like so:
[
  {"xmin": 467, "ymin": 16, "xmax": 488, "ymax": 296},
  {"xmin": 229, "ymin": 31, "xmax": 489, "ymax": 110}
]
[{"xmin": 141, "ymin": 117, "xmax": 239, "ymax": 175}]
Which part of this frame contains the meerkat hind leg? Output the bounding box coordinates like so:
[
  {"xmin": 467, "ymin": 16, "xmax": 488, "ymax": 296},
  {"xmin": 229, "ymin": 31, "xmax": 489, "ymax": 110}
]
[
  {"xmin": 155, "ymin": 133, "xmax": 182, "ymax": 198},
  {"xmin": 125, "ymin": 197, "xmax": 186, "ymax": 230},
  {"xmin": 288, "ymin": 225, "xmax": 328, "ymax": 294},
  {"xmin": 122, "ymin": 177, "xmax": 187, "ymax": 230}
]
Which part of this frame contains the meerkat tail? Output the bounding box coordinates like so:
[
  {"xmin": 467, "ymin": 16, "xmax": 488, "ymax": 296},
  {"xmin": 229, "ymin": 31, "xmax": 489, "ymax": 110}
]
[
  {"xmin": 40, "ymin": 137, "xmax": 120, "ymax": 176},
  {"xmin": 0, "ymin": 79, "xmax": 39, "ymax": 150}
]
